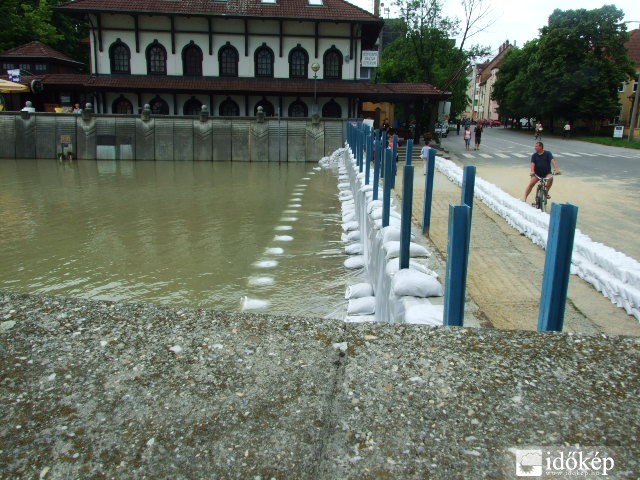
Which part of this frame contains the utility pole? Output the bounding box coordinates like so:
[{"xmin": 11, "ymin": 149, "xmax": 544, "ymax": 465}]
[{"xmin": 629, "ymin": 71, "xmax": 640, "ymax": 142}]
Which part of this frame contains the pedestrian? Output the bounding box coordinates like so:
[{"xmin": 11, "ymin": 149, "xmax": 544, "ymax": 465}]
[
  {"xmin": 73, "ymin": 103, "xmax": 82, "ymax": 114},
  {"xmin": 563, "ymin": 121, "xmax": 571, "ymax": 139},
  {"xmin": 456, "ymin": 120, "xmax": 461, "ymax": 135},
  {"xmin": 474, "ymin": 123, "xmax": 483, "ymax": 150},
  {"xmin": 464, "ymin": 126, "xmax": 471, "ymax": 151},
  {"xmin": 419, "ymin": 139, "xmax": 431, "ymax": 160}
]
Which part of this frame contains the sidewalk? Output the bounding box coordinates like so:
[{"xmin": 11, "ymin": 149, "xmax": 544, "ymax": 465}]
[{"xmin": 393, "ymin": 157, "xmax": 640, "ymax": 336}]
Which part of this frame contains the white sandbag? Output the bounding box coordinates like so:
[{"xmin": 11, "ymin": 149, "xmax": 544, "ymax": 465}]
[
  {"xmin": 342, "ymin": 221, "xmax": 359, "ymax": 232},
  {"xmin": 405, "ymin": 303, "xmax": 443, "ymax": 326},
  {"xmin": 381, "ymin": 226, "xmax": 401, "ymax": 243},
  {"xmin": 383, "ymin": 241, "xmax": 431, "ymax": 259},
  {"xmin": 344, "ymin": 255, "xmax": 365, "ymax": 269},
  {"xmin": 345, "ymin": 243, "xmax": 363, "ymax": 255},
  {"xmin": 391, "ymin": 269, "xmax": 444, "ymax": 297},
  {"xmin": 345, "ymin": 282, "xmax": 374, "ymax": 299},
  {"xmin": 386, "ymin": 259, "xmax": 438, "ymax": 278},
  {"xmin": 347, "ymin": 230, "xmax": 361, "ymax": 242},
  {"xmin": 347, "ymin": 296, "xmax": 376, "ymax": 315},
  {"xmin": 344, "ymin": 315, "xmax": 377, "ymax": 323}
]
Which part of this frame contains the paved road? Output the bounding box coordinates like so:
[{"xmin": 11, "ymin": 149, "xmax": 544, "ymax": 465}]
[
  {"xmin": 438, "ymin": 128, "xmax": 640, "ymax": 260},
  {"xmin": 393, "ymin": 150, "xmax": 640, "ymax": 335}
]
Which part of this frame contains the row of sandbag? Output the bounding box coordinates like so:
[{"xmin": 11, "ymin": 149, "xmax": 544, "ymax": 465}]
[{"xmin": 339, "ymin": 147, "xmax": 445, "ymax": 325}]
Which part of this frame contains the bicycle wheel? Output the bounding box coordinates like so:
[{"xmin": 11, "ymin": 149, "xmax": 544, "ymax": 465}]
[{"xmin": 537, "ymin": 186, "xmax": 546, "ymax": 212}]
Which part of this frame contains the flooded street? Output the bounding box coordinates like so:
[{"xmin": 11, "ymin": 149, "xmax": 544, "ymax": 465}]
[{"xmin": 0, "ymin": 160, "xmax": 350, "ymax": 317}]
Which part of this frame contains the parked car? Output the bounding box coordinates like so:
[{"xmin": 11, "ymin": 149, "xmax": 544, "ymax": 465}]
[
  {"xmin": 490, "ymin": 119, "xmax": 502, "ymax": 127},
  {"xmin": 434, "ymin": 122, "xmax": 449, "ymax": 138}
]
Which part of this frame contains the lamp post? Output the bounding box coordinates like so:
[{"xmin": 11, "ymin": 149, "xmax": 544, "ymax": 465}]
[{"xmin": 311, "ymin": 62, "xmax": 320, "ymax": 116}]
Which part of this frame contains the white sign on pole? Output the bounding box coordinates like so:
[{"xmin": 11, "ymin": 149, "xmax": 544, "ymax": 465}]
[{"xmin": 361, "ymin": 51, "xmax": 379, "ymax": 67}]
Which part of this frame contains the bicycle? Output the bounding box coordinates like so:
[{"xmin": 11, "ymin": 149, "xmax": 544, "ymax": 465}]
[{"xmin": 532, "ymin": 172, "xmax": 560, "ymax": 212}]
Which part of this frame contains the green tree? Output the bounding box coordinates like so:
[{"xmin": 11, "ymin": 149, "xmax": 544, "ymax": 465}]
[
  {"xmin": 376, "ymin": 0, "xmax": 491, "ymax": 142},
  {"xmin": 493, "ymin": 5, "xmax": 634, "ymax": 133},
  {"xmin": 0, "ymin": 0, "xmax": 88, "ymax": 71}
]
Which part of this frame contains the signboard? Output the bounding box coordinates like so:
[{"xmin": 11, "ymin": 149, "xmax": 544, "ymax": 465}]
[
  {"xmin": 613, "ymin": 125, "xmax": 624, "ymax": 138},
  {"xmin": 8, "ymin": 69, "xmax": 20, "ymax": 82},
  {"xmin": 361, "ymin": 51, "xmax": 379, "ymax": 67}
]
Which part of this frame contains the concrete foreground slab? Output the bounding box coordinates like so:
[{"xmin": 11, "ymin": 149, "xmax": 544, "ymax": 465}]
[{"xmin": 1, "ymin": 292, "xmax": 639, "ymax": 479}]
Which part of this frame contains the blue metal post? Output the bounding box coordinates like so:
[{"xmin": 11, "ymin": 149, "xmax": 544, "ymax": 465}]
[
  {"xmin": 443, "ymin": 204, "xmax": 470, "ymax": 326},
  {"xmin": 391, "ymin": 134, "xmax": 398, "ymax": 187},
  {"xmin": 399, "ymin": 164, "xmax": 414, "ymax": 269},
  {"xmin": 405, "ymin": 139, "xmax": 414, "ymax": 166},
  {"xmin": 538, "ymin": 203, "xmax": 579, "ymax": 332},
  {"xmin": 422, "ymin": 148, "xmax": 436, "ymax": 235},
  {"xmin": 382, "ymin": 148, "xmax": 393, "ymax": 227},
  {"xmin": 365, "ymin": 133, "xmax": 372, "ymax": 185},
  {"xmin": 373, "ymin": 138, "xmax": 381, "ymax": 201},
  {"xmin": 461, "ymin": 165, "xmax": 476, "ymax": 223},
  {"xmin": 380, "ymin": 131, "xmax": 387, "ymax": 178}
]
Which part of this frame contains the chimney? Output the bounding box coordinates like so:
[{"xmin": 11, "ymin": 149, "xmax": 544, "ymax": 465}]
[{"xmin": 374, "ymin": 0, "xmax": 380, "ymax": 17}]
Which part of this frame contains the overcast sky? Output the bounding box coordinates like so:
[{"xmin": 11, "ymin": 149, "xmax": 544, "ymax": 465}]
[{"xmin": 350, "ymin": 0, "xmax": 640, "ymax": 57}]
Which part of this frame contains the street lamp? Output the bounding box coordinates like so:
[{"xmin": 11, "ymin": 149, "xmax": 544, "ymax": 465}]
[{"xmin": 311, "ymin": 62, "xmax": 320, "ymax": 116}]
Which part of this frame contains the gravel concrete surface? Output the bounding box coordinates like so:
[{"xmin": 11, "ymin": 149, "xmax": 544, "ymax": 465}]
[{"xmin": 1, "ymin": 292, "xmax": 639, "ymax": 479}]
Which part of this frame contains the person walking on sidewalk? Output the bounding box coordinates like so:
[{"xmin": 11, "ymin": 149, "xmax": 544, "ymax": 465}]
[
  {"xmin": 464, "ymin": 126, "xmax": 471, "ymax": 151},
  {"xmin": 523, "ymin": 141, "xmax": 561, "ymax": 202},
  {"xmin": 474, "ymin": 123, "xmax": 483, "ymax": 150}
]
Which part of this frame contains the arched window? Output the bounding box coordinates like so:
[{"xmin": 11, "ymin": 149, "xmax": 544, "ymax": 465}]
[
  {"xmin": 109, "ymin": 39, "xmax": 131, "ymax": 74},
  {"xmin": 254, "ymin": 44, "xmax": 274, "ymax": 78},
  {"xmin": 288, "ymin": 99, "xmax": 308, "ymax": 117},
  {"xmin": 288, "ymin": 45, "xmax": 308, "ymax": 79},
  {"xmin": 254, "ymin": 98, "xmax": 274, "ymax": 116},
  {"xmin": 322, "ymin": 99, "xmax": 341, "ymax": 118},
  {"xmin": 146, "ymin": 41, "xmax": 167, "ymax": 75},
  {"xmin": 112, "ymin": 95, "xmax": 133, "ymax": 114},
  {"xmin": 323, "ymin": 47, "xmax": 342, "ymax": 80},
  {"xmin": 183, "ymin": 97, "xmax": 203, "ymax": 115},
  {"xmin": 218, "ymin": 43, "xmax": 239, "ymax": 77},
  {"xmin": 149, "ymin": 96, "xmax": 169, "ymax": 115},
  {"xmin": 182, "ymin": 42, "xmax": 203, "ymax": 76},
  {"xmin": 219, "ymin": 97, "xmax": 240, "ymax": 116}
]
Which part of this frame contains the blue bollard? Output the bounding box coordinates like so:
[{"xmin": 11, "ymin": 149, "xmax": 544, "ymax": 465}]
[
  {"xmin": 461, "ymin": 165, "xmax": 476, "ymax": 223},
  {"xmin": 365, "ymin": 134, "xmax": 372, "ymax": 185},
  {"xmin": 391, "ymin": 134, "xmax": 398, "ymax": 187},
  {"xmin": 399, "ymin": 164, "xmax": 414, "ymax": 269},
  {"xmin": 538, "ymin": 203, "xmax": 579, "ymax": 332},
  {"xmin": 405, "ymin": 139, "xmax": 414, "ymax": 166},
  {"xmin": 373, "ymin": 138, "xmax": 381, "ymax": 201},
  {"xmin": 382, "ymin": 148, "xmax": 393, "ymax": 227},
  {"xmin": 422, "ymin": 148, "xmax": 436, "ymax": 235},
  {"xmin": 443, "ymin": 204, "xmax": 470, "ymax": 326}
]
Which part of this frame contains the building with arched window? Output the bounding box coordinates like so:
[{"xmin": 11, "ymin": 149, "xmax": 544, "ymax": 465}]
[{"xmin": 1, "ymin": 0, "xmax": 449, "ymax": 121}]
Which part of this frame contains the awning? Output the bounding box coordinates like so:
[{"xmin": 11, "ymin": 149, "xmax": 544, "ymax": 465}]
[{"xmin": 0, "ymin": 78, "xmax": 29, "ymax": 94}]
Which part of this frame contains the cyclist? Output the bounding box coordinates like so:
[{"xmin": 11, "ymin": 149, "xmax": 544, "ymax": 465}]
[
  {"xmin": 523, "ymin": 141, "xmax": 560, "ymax": 202},
  {"xmin": 534, "ymin": 121, "xmax": 543, "ymax": 140}
]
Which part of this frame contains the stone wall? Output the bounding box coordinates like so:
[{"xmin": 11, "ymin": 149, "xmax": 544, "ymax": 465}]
[{"xmin": 0, "ymin": 110, "xmax": 345, "ymax": 162}]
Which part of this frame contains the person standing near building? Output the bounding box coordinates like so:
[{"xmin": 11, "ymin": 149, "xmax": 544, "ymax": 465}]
[
  {"xmin": 463, "ymin": 126, "xmax": 471, "ymax": 151},
  {"xmin": 474, "ymin": 123, "xmax": 483, "ymax": 150}
]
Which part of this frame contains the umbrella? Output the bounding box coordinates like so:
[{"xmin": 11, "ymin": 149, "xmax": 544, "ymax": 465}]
[{"xmin": 0, "ymin": 78, "xmax": 29, "ymax": 94}]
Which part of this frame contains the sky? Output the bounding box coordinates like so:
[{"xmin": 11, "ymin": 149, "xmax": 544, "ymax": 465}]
[{"xmin": 348, "ymin": 0, "xmax": 640, "ymax": 57}]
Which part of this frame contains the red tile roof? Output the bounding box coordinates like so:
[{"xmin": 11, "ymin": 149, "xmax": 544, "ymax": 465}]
[
  {"xmin": 0, "ymin": 41, "xmax": 82, "ymax": 65},
  {"xmin": 626, "ymin": 29, "xmax": 640, "ymax": 67},
  {"xmin": 16, "ymin": 73, "xmax": 448, "ymax": 99},
  {"xmin": 58, "ymin": 0, "xmax": 382, "ymax": 23}
]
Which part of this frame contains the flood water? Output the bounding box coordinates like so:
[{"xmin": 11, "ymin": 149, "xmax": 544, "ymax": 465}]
[{"xmin": 0, "ymin": 159, "xmax": 350, "ymax": 318}]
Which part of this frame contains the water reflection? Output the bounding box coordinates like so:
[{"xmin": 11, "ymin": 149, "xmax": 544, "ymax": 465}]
[{"xmin": 0, "ymin": 160, "xmax": 349, "ymax": 318}]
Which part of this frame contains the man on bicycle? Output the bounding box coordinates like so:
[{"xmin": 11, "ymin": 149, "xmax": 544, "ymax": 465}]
[{"xmin": 523, "ymin": 141, "xmax": 560, "ymax": 202}]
